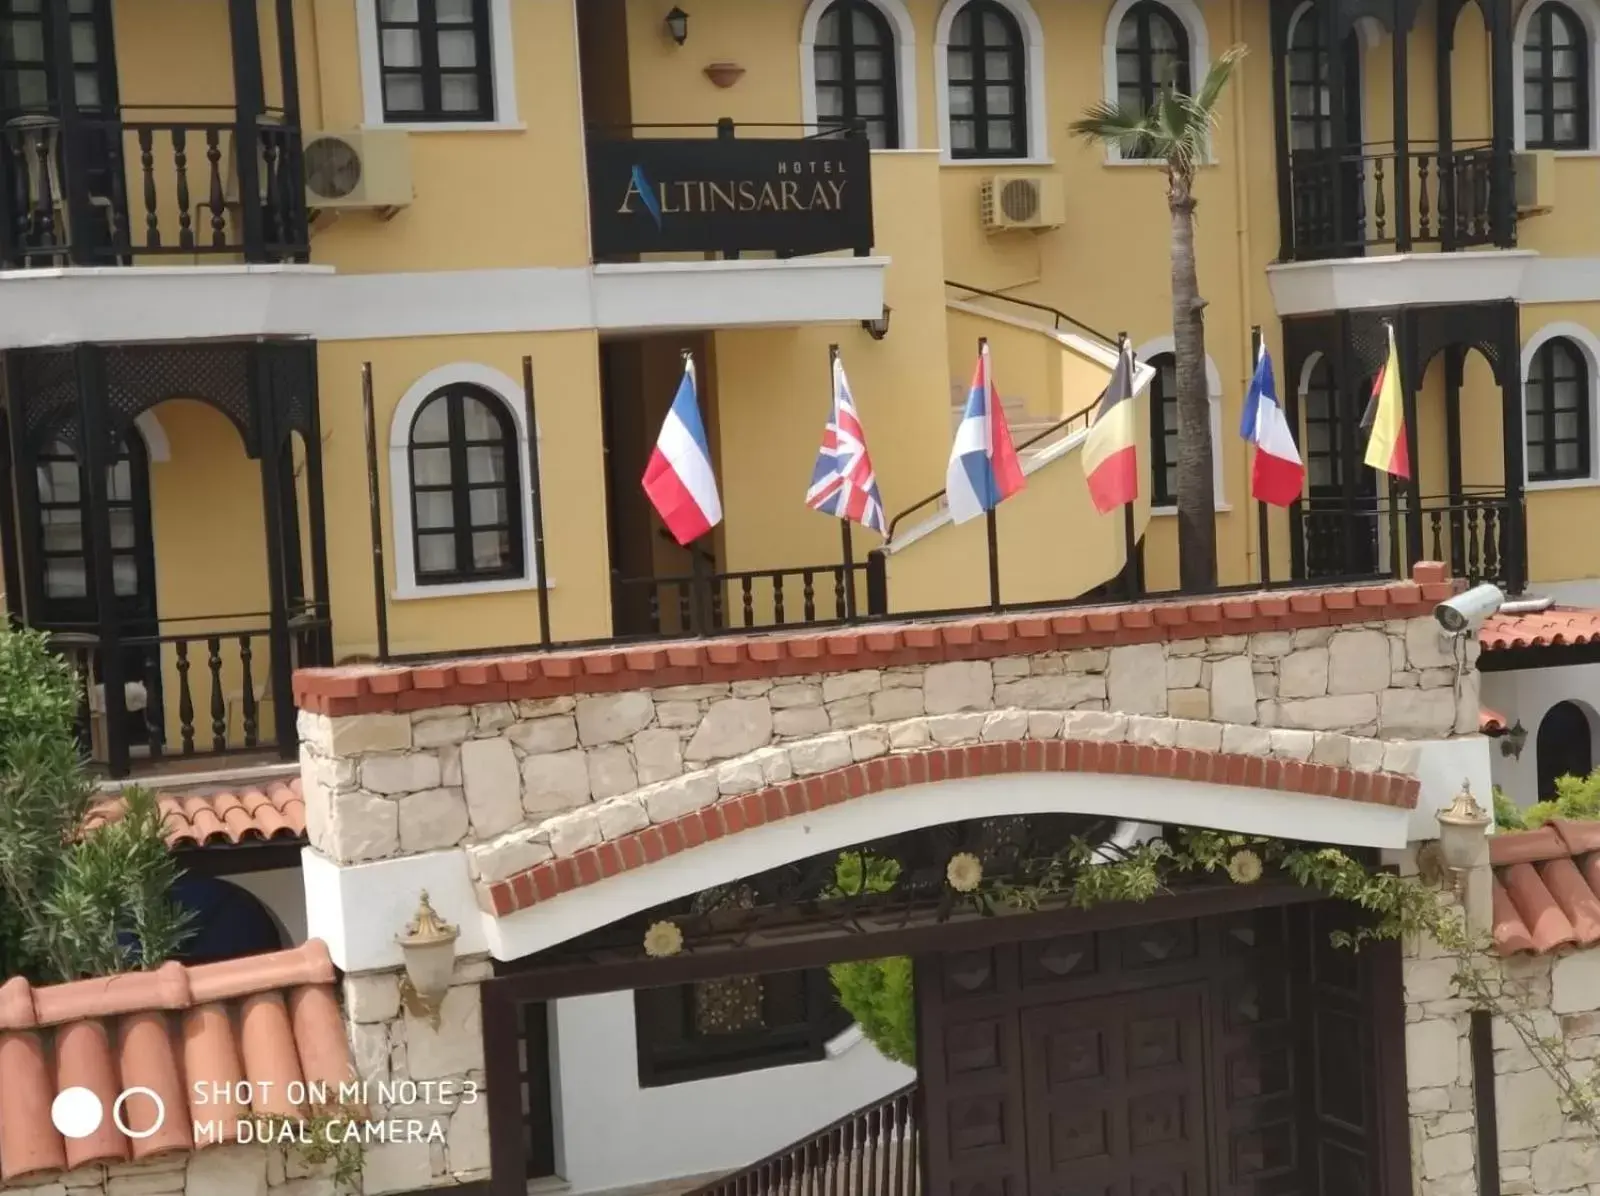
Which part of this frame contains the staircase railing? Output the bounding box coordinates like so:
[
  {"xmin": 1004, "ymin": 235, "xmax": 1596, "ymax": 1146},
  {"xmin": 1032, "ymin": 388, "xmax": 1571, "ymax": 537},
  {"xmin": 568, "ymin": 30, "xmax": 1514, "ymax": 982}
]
[{"xmin": 681, "ymin": 1083, "xmax": 920, "ymax": 1196}]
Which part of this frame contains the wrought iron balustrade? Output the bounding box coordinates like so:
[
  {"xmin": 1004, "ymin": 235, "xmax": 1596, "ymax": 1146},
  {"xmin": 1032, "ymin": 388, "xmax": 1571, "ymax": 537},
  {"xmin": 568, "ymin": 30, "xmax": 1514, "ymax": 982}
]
[
  {"xmin": 1285, "ymin": 141, "xmax": 1509, "ymax": 260},
  {"xmin": 0, "ymin": 109, "xmax": 307, "ymax": 269},
  {"xmin": 683, "ymin": 1083, "xmax": 919, "ymax": 1196}
]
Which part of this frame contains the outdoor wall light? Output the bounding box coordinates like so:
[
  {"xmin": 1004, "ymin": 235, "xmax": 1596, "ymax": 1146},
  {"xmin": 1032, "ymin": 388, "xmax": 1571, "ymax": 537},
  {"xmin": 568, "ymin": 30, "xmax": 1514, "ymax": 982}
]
[
  {"xmin": 665, "ymin": 6, "xmax": 689, "ymax": 45},
  {"xmin": 1500, "ymin": 720, "xmax": 1528, "ymax": 760},
  {"xmin": 397, "ymin": 891, "xmax": 459, "ymax": 1028},
  {"xmin": 862, "ymin": 305, "xmax": 892, "ymax": 340},
  {"xmin": 1418, "ymin": 784, "xmax": 1492, "ymax": 898}
]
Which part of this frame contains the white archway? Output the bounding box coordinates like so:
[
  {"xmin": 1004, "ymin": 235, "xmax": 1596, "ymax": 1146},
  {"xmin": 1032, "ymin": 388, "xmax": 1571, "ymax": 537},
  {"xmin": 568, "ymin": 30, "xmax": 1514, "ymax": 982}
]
[
  {"xmin": 387, "ymin": 362, "xmax": 544, "ymax": 600},
  {"xmin": 799, "ymin": 0, "xmax": 920, "ymax": 148},
  {"xmin": 932, "ymin": 0, "xmax": 1050, "ymax": 163},
  {"xmin": 1513, "ymin": 0, "xmax": 1600, "ymax": 150},
  {"xmin": 1133, "ymin": 335, "xmax": 1228, "ymax": 511},
  {"xmin": 1100, "ymin": 0, "xmax": 1212, "ymax": 164},
  {"xmin": 1520, "ymin": 321, "xmax": 1600, "ymax": 488}
]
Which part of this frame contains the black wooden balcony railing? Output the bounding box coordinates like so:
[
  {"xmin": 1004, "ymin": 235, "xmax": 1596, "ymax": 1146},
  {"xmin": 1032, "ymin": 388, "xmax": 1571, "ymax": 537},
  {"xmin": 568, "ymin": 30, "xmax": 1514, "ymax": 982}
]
[
  {"xmin": 613, "ymin": 560, "xmax": 872, "ymax": 638},
  {"xmin": 1300, "ymin": 491, "xmax": 1517, "ymax": 589},
  {"xmin": 683, "ymin": 1083, "xmax": 919, "ymax": 1196},
  {"xmin": 47, "ymin": 608, "xmax": 331, "ymax": 777},
  {"xmin": 0, "ymin": 108, "xmax": 307, "ymax": 269},
  {"xmin": 1285, "ymin": 140, "xmax": 1512, "ymax": 260}
]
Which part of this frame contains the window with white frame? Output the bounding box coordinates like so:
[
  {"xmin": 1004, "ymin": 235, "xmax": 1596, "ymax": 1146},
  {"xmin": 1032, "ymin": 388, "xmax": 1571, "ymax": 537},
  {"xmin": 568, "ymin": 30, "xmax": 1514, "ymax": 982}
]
[
  {"xmin": 946, "ymin": 1, "xmax": 1027, "ymax": 158},
  {"xmin": 1116, "ymin": 4, "xmax": 1190, "ymax": 120},
  {"xmin": 1525, "ymin": 335, "xmax": 1592, "ymax": 482},
  {"xmin": 1135, "ymin": 339, "xmax": 1226, "ymax": 512},
  {"xmin": 1522, "ymin": 1, "xmax": 1592, "ymax": 148},
  {"xmin": 360, "ymin": 0, "xmax": 518, "ymax": 128},
  {"xmin": 389, "ymin": 365, "xmax": 540, "ymax": 599},
  {"xmin": 812, "ymin": 0, "xmax": 901, "ymax": 147}
]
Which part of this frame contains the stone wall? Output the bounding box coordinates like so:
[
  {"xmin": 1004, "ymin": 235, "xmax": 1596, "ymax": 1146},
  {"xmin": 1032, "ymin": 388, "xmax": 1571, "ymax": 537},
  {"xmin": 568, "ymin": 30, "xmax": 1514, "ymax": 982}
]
[{"xmin": 299, "ymin": 618, "xmax": 1477, "ymax": 887}]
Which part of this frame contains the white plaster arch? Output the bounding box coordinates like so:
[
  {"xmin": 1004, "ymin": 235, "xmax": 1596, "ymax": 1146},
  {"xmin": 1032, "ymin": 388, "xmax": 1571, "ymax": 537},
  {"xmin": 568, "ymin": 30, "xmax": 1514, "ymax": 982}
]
[
  {"xmin": 1100, "ymin": 0, "xmax": 1212, "ymax": 164},
  {"xmin": 133, "ymin": 410, "xmax": 169, "ymax": 463},
  {"xmin": 387, "ymin": 362, "xmax": 544, "ymax": 600},
  {"xmin": 1520, "ymin": 320, "xmax": 1600, "ymax": 488},
  {"xmin": 1513, "ymin": 0, "xmax": 1600, "ymax": 151},
  {"xmin": 933, "ymin": 0, "xmax": 1050, "ymax": 163},
  {"xmin": 481, "ymin": 770, "xmax": 1411, "ymax": 962},
  {"xmin": 1133, "ymin": 335, "xmax": 1228, "ymax": 512},
  {"xmin": 799, "ymin": 0, "xmax": 920, "ymax": 149}
]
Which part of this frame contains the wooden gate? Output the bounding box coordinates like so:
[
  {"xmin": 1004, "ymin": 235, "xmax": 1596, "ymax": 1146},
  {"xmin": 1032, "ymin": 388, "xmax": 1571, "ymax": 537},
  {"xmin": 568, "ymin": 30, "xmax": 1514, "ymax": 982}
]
[{"xmin": 916, "ymin": 900, "xmax": 1408, "ymax": 1196}]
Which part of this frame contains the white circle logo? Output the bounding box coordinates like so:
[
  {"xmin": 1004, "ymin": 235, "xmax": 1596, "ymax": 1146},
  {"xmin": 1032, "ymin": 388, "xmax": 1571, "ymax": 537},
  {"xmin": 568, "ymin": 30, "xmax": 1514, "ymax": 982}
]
[
  {"xmin": 112, "ymin": 1087, "xmax": 165, "ymax": 1140},
  {"xmin": 50, "ymin": 1087, "xmax": 104, "ymax": 1139}
]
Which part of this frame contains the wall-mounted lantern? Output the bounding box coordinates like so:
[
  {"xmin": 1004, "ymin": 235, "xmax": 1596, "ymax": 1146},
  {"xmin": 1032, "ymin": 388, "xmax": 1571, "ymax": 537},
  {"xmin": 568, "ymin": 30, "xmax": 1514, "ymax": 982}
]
[
  {"xmin": 1418, "ymin": 783, "xmax": 1493, "ymax": 898},
  {"xmin": 665, "ymin": 7, "xmax": 689, "ymax": 45},
  {"xmin": 397, "ymin": 891, "xmax": 459, "ymax": 1028}
]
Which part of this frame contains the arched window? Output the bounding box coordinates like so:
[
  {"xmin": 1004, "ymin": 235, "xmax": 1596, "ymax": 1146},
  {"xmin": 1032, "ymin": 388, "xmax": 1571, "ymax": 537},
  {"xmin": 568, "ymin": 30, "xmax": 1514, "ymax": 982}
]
[
  {"xmin": 1525, "ymin": 336, "xmax": 1591, "ymax": 482},
  {"xmin": 1116, "ymin": 3, "xmax": 1190, "ymax": 124},
  {"xmin": 1302, "ymin": 357, "xmax": 1342, "ymax": 491},
  {"xmin": 813, "ymin": 0, "xmax": 900, "ymax": 149},
  {"xmin": 1524, "ymin": 2, "xmax": 1590, "ymax": 149},
  {"xmin": 1148, "ymin": 353, "xmax": 1179, "ymax": 506},
  {"xmin": 1286, "ymin": 7, "xmax": 1332, "ymax": 151},
  {"xmin": 407, "ymin": 383, "xmax": 524, "ymax": 584},
  {"xmin": 1537, "ymin": 700, "xmax": 1594, "ymax": 799},
  {"xmin": 947, "ymin": 0, "xmax": 1027, "ymax": 159}
]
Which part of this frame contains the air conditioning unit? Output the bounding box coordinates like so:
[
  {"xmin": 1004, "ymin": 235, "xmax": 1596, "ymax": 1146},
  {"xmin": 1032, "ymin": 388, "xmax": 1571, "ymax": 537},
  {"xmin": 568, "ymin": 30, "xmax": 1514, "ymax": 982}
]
[
  {"xmin": 980, "ymin": 174, "xmax": 1064, "ymax": 232},
  {"xmin": 302, "ymin": 129, "xmax": 414, "ymax": 213},
  {"xmin": 1515, "ymin": 150, "xmax": 1554, "ymax": 213}
]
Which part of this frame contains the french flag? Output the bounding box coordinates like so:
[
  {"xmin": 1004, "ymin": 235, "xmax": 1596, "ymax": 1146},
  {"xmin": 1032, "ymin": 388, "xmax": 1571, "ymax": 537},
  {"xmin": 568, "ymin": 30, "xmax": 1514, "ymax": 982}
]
[
  {"xmin": 1239, "ymin": 345, "xmax": 1305, "ymax": 507},
  {"xmin": 643, "ymin": 356, "xmax": 722, "ymax": 545},
  {"xmin": 946, "ymin": 340, "xmax": 1025, "ymax": 524}
]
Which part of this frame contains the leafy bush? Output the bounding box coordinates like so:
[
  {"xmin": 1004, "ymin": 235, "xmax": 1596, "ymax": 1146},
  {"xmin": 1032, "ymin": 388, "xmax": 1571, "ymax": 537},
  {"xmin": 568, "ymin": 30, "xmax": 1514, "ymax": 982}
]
[
  {"xmin": 0, "ymin": 626, "xmax": 190, "ymax": 982},
  {"xmin": 829, "ymin": 956, "xmax": 916, "ymax": 1065},
  {"xmin": 1494, "ymin": 786, "xmax": 1525, "ymax": 831},
  {"xmin": 1502, "ymin": 768, "xmax": 1600, "ymax": 832}
]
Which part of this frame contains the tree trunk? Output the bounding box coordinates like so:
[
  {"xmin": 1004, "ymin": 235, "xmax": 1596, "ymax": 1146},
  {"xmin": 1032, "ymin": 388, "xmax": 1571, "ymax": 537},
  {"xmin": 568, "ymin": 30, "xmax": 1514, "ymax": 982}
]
[{"xmin": 1169, "ymin": 177, "xmax": 1218, "ymax": 591}]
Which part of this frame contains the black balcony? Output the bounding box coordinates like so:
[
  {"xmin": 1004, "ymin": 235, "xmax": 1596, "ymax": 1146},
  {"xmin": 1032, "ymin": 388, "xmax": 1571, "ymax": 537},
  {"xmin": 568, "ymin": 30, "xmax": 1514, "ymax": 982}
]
[
  {"xmin": 0, "ymin": 111, "xmax": 307, "ymax": 269},
  {"xmin": 1301, "ymin": 491, "xmax": 1520, "ymax": 591}
]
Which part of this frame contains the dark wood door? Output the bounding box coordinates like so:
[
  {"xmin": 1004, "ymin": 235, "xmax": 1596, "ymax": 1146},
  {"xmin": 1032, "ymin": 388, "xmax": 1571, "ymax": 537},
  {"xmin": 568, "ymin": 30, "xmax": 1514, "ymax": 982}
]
[
  {"xmin": 1021, "ymin": 984, "xmax": 1210, "ymax": 1196},
  {"xmin": 916, "ymin": 903, "xmax": 1405, "ymax": 1196}
]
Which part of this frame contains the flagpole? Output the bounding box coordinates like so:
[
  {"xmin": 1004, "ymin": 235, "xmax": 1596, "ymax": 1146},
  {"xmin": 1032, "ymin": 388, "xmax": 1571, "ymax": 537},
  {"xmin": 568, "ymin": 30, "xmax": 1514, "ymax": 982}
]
[
  {"xmin": 682, "ymin": 347, "xmax": 714, "ymax": 636},
  {"xmin": 360, "ymin": 362, "xmax": 390, "ymax": 662},
  {"xmin": 828, "ymin": 344, "xmax": 857, "ymax": 620},
  {"xmin": 522, "ymin": 355, "xmax": 553, "ymax": 647},
  {"xmin": 979, "ymin": 336, "xmax": 1002, "ymax": 612},
  {"xmin": 1251, "ymin": 326, "xmax": 1272, "ymax": 586},
  {"xmin": 1117, "ymin": 333, "xmax": 1138, "ymax": 600}
]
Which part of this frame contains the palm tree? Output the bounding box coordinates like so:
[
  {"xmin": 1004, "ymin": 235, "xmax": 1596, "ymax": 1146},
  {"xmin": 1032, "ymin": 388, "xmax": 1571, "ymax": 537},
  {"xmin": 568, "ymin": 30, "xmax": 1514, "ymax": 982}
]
[{"xmin": 1070, "ymin": 46, "xmax": 1247, "ymax": 593}]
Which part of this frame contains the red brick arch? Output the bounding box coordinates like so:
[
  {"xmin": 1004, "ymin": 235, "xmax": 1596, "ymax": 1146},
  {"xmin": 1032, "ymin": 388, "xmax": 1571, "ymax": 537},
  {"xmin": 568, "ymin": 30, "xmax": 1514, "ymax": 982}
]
[{"xmin": 484, "ymin": 737, "xmax": 1420, "ymax": 919}]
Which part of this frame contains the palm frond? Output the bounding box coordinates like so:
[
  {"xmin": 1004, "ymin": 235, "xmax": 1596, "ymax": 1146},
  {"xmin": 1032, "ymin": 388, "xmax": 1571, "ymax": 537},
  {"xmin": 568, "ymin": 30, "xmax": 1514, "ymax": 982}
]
[
  {"xmin": 1068, "ymin": 101, "xmax": 1161, "ymax": 156},
  {"xmin": 1189, "ymin": 45, "xmax": 1248, "ymax": 119}
]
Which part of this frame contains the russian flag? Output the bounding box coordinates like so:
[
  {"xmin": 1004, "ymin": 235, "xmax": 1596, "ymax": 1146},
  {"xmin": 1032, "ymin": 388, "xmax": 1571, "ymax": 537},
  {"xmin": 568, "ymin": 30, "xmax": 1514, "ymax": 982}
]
[
  {"xmin": 1081, "ymin": 339, "xmax": 1139, "ymax": 513},
  {"xmin": 1239, "ymin": 345, "xmax": 1306, "ymax": 507},
  {"xmin": 643, "ymin": 356, "xmax": 722, "ymax": 545},
  {"xmin": 946, "ymin": 340, "xmax": 1025, "ymax": 524}
]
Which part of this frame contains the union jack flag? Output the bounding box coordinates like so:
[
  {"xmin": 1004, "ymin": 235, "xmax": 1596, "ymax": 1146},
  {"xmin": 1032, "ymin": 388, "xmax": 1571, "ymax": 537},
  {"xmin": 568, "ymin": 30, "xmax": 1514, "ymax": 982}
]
[{"xmin": 805, "ymin": 354, "xmax": 887, "ymax": 535}]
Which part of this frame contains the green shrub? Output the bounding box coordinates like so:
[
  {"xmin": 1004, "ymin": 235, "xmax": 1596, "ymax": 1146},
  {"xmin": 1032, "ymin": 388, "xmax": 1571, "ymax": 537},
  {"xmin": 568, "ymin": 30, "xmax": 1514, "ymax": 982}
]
[
  {"xmin": 1494, "ymin": 786, "xmax": 1525, "ymax": 831},
  {"xmin": 829, "ymin": 957, "xmax": 916, "ymax": 1065}
]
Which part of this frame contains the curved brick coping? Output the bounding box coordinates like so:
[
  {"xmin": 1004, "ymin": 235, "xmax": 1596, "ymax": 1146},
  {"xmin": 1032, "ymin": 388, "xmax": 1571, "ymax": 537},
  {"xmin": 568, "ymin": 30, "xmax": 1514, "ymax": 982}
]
[
  {"xmin": 474, "ymin": 717, "xmax": 1422, "ymax": 920},
  {"xmin": 295, "ymin": 564, "xmax": 1457, "ymax": 717}
]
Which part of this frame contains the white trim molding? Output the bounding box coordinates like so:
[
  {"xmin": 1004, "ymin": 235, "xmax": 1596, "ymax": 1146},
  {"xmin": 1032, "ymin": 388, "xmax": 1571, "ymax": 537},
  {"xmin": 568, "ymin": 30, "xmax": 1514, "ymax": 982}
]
[
  {"xmin": 1521, "ymin": 321, "xmax": 1600, "ymax": 490},
  {"xmin": 1514, "ymin": 0, "xmax": 1600, "ymax": 151},
  {"xmin": 387, "ymin": 362, "xmax": 544, "ymax": 601},
  {"xmin": 357, "ymin": 0, "xmax": 521, "ymax": 131},
  {"xmin": 1132, "ymin": 335, "xmax": 1228, "ymax": 513},
  {"xmin": 1266, "ymin": 251, "xmax": 1536, "ymax": 316},
  {"xmin": 799, "ymin": 0, "xmax": 920, "ymax": 149},
  {"xmin": 1100, "ymin": 0, "xmax": 1211, "ymax": 165},
  {"xmin": 933, "ymin": 0, "xmax": 1050, "ymax": 164}
]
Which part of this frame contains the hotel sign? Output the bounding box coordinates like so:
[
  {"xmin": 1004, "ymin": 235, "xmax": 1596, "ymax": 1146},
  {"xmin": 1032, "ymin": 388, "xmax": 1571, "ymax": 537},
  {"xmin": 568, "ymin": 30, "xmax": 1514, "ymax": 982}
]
[{"xmin": 587, "ymin": 135, "xmax": 874, "ymax": 259}]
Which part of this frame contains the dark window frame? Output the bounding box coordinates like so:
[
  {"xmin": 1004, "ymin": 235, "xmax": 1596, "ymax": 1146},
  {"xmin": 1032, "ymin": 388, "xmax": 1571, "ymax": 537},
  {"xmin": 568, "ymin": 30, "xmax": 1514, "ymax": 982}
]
[
  {"xmin": 1525, "ymin": 336, "xmax": 1592, "ymax": 482},
  {"xmin": 407, "ymin": 383, "xmax": 525, "ymax": 586},
  {"xmin": 1115, "ymin": 1, "xmax": 1191, "ymax": 160},
  {"xmin": 1148, "ymin": 352, "xmax": 1179, "ymax": 507},
  {"xmin": 1524, "ymin": 1, "xmax": 1590, "ymax": 151},
  {"xmin": 947, "ymin": 0, "xmax": 1028, "ymax": 160},
  {"xmin": 1537, "ymin": 700, "xmax": 1594, "ymax": 798},
  {"xmin": 814, "ymin": 0, "xmax": 901, "ymax": 149},
  {"xmin": 634, "ymin": 968, "xmax": 852, "ymax": 1087},
  {"xmin": 376, "ymin": 0, "xmax": 496, "ymax": 124}
]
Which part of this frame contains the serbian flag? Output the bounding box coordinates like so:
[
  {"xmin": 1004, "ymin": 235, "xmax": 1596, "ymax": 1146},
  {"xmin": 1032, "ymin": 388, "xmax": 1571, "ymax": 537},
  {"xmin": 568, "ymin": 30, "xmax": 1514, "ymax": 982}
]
[
  {"xmin": 1238, "ymin": 345, "xmax": 1305, "ymax": 506},
  {"xmin": 643, "ymin": 355, "xmax": 722, "ymax": 545},
  {"xmin": 1362, "ymin": 324, "xmax": 1411, "ymax": 479},
  {"xmin": 1081, "ymin": 338, "xmax": 1139, "ymax": 513},
  {"xmin": 806, "ymin": 352, "xmax": 887, "ymax": 534},
  {"xmin": 946, "ymin": 340, "xmax": 1025, "ymax": 523}
]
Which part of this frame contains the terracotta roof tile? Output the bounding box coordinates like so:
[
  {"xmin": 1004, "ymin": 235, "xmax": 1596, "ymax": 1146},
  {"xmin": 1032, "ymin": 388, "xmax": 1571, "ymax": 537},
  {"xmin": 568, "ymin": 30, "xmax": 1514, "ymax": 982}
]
[
  {"xmin": 0, "ymin": 940, "xmax": 351, "ymax": 1183},
  {"xmin": 1489, "ymin": 821, "xmax": 1600, "ymax": 954},
  {"xmin": 83, "ymin": 781, "xmax": 305, "ymax": 850},
  {"xmin": 1480, "ymin": 607, "xmax": 1600, "ymax": 652}
]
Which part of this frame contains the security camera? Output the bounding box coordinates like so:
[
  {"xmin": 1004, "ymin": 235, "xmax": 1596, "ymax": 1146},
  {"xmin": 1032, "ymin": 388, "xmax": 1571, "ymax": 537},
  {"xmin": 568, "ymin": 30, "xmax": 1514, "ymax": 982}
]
[{"xmin": 1434, "ymin": 582, "xmax": 1505, "ymax": 636}]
